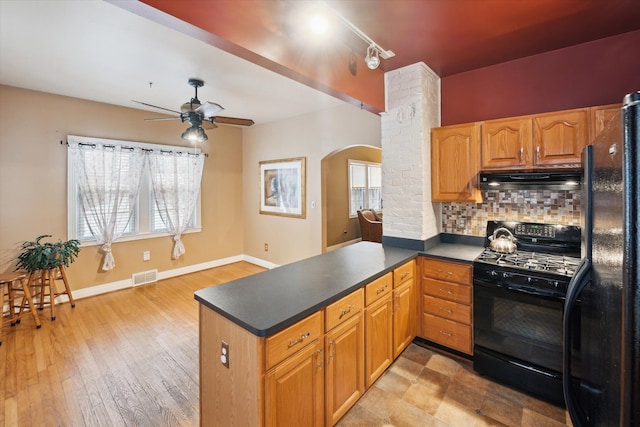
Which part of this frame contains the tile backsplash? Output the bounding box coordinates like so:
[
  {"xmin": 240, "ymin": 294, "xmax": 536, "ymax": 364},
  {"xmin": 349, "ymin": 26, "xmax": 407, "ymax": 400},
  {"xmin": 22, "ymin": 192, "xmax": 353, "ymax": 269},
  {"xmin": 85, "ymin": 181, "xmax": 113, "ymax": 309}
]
[{"xmin": 442, "ymin": 190, "xmax": 581, "ymax": 236}]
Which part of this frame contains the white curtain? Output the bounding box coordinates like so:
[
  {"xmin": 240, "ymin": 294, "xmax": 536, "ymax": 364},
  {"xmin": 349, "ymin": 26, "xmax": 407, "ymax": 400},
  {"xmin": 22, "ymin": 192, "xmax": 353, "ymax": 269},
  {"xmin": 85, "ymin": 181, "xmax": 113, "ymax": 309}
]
[
  {"xmin": 148, "ymin": 151, "xmax": 205, "ymax": 259},
  {"xmin": 69, "ymin": 143, "xmax": 146, "ymax": 270}
]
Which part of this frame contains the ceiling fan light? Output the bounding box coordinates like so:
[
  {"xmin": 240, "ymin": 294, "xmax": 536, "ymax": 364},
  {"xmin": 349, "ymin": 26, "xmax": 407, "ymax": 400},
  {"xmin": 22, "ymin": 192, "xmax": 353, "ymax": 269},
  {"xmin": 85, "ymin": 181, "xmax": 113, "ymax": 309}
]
[
  {"xmin": 197, "ymin": 126, "xmax": 208, "ymax": 142},
  {"xmin": 365, "ymin": 45, "xmax": 380, "ymax": 70},
  {"xmin": 181, "ymin": 125, "xmax": 207, "ymax": 142}
]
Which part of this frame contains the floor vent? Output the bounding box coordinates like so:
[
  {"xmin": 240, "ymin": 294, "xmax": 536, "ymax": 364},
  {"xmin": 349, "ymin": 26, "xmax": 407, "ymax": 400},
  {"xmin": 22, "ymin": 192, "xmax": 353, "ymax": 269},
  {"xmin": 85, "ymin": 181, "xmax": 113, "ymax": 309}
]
[{"xmin": 132, "ymin": 269, "xmax": 158, "ymax": 286}]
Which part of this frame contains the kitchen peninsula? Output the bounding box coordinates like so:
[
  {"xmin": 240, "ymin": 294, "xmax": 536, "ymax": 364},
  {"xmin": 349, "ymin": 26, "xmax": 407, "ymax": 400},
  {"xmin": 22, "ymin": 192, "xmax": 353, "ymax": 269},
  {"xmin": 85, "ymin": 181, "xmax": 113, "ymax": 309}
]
[{"xmin": 194, "ymin": 242, "xmax": 419, "ymax": 426}]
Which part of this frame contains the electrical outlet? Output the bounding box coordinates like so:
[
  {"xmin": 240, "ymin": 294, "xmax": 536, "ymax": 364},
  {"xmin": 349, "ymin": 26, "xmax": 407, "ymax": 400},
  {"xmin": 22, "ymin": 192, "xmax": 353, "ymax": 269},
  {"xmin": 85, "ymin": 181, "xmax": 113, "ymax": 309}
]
[
  {"xmin": 143, "ymin": 251, "xmax": 150, "ymax": 261},
  {"xmin": 264, "ymin": 243, "xmax": 268, "ymax": 251},
  {"xmin": 221, "ymin": 340, "xmax": 229, "ymax": 368}
]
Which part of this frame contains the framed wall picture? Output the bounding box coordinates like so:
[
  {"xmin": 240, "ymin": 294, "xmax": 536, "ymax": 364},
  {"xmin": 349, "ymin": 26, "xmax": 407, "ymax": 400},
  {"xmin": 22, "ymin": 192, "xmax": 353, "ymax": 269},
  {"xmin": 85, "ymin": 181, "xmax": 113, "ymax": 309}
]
[{"xmin": 259, "ymin": 157, "xmax": 306, "ymax": 218}]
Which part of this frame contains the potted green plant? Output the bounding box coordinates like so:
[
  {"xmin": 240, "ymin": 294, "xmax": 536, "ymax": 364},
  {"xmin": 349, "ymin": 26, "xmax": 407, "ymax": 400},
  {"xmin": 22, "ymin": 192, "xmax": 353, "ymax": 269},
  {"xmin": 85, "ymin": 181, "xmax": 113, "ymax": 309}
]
[{"xmin": 15, "ymin": 235, "xmax": 80, "ymax": 273}]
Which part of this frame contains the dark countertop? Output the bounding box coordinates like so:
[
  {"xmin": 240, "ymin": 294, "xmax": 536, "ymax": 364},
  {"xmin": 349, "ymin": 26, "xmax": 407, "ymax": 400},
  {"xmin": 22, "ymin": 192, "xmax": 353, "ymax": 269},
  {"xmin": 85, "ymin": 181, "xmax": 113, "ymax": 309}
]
[
  {"xmin": 383, "ymin": 232, "xmax": 485, "ymax": 263},
  {"xmin": 421, "ymin": 243, "xmax": 484, "ymax": 263},
  {"xmin": 194, "ymin": 242, "xmax": 418, "ymax": 337}
]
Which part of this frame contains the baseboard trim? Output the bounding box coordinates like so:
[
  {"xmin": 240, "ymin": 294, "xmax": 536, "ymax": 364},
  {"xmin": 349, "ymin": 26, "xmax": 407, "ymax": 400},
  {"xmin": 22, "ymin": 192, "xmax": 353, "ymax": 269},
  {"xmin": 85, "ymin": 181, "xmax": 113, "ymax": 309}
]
[
  {"xmin": 59, "ymin": 254, "xmax": 280, "ymax": 302},
  {"xmin": 326, "ymin": 239, "xmax": 361, "ymax": 252}
]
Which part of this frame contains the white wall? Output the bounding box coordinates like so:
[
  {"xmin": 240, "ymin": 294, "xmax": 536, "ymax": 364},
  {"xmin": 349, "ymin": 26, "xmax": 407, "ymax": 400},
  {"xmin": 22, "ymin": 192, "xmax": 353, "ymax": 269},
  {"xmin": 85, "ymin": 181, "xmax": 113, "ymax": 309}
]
[
  {"xmin": 242, "ymin": 103, "xmax": 381, "ymax": 265},
  {"xmin": 0, "ymin": 85, "xmax": 245, "ymax": 290}
]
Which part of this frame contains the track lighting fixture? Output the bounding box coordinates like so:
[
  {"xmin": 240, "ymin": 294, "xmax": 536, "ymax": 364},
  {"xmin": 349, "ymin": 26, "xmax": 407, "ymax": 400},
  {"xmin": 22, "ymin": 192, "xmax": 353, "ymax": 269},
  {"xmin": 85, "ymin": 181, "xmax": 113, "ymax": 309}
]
[
  {"xmin": 328, "ymin": 6, "xmax": 394, "ymax": 70},
  {"xmin": 302, "ymin": 3, "xmax": 393, "ymax": 71},
  {"xmin": 365, "ymin": 44, "xmax": 381, "ymax": 70}
]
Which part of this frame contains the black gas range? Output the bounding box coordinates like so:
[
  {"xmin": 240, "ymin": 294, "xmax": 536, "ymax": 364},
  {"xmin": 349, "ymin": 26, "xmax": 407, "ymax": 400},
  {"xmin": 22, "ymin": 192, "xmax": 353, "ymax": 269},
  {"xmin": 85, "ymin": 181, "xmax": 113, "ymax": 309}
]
[
  {"xmin": 474, "ymin": 221, "xmax": 581, "ymax": 298},
  {"xmin": 473, "ymin": 221, "xmax": 582, "ymax": 406}
]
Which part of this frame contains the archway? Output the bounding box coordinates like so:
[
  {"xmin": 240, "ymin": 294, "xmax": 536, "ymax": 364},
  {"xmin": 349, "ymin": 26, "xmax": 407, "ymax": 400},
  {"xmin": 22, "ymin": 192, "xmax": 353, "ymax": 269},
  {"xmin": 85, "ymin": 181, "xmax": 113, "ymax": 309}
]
[{"xmin": 321, "ymin": 144, "xmax": 382, "ymax": 252}]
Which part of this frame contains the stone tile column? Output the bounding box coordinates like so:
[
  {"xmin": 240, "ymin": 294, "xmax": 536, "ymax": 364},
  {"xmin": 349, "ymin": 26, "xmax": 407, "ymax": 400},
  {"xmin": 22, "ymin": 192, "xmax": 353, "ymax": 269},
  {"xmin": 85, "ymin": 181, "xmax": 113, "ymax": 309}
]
[{"xmin": 381, "ymin": 63, "xmax": 441, "ymax": 245}]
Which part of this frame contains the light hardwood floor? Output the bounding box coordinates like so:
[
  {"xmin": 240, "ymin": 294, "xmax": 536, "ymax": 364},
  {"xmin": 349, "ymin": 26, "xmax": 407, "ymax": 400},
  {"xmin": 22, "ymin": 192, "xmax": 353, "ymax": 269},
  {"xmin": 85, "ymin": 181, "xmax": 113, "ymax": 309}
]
[{"xmin": 0, "ymin": 262, "xmax": 265, "ymax": 427}]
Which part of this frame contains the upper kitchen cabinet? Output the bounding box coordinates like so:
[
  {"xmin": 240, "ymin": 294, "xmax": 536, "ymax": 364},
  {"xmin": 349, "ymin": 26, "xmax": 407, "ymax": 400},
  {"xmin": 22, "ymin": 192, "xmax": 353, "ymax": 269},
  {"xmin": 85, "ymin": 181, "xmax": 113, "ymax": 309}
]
[
  {"xmin": 532, "ymin": 108, "xmax": 589, "ymax": 168},
  {"xmin": 431, "ymin": 122, "xmax": 482, "ymax": 203},
  {"xmin": 482, "ymin": 108, "xmax": 589, "ymax": 170},
  {"xmin": 590, "ymin": 103, "xmax": 621, "ymax": 140},
  {"xmin": 481, "ymin": 117, "xmax": 533, "ymax": 169}
]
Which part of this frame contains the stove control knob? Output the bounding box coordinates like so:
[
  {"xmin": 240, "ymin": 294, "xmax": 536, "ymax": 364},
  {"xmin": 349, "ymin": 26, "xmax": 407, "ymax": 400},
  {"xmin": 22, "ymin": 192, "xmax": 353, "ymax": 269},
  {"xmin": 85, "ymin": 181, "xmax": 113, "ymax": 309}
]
[
  {"xmin": 502, "ymin": 272, "xmax": 510, "ymax": 279},
  {"xmin": 550, "ymin": 280, "xmax": 559, "ymax": 288},
  {"xmin": 527, "ymin": 277, "xmax": 534, "ymax": 284},
  {"xmin": 490, "ymin": 270, "xmax": 498, "ymax": 277}
]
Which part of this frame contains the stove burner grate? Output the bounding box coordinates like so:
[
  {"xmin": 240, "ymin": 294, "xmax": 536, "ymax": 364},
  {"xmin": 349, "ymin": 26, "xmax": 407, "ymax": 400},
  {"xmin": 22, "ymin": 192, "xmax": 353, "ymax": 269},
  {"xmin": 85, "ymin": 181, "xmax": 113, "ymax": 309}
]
[{"xmin": 476, "ymin": 248, "xmax": 580, "ymax": 276}]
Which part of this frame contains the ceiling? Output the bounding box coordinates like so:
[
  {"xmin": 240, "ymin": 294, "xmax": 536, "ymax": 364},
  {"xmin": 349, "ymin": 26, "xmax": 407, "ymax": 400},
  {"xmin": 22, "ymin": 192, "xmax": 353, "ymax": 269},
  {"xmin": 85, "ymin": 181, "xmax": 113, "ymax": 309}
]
[
  {"xmin": 0, "ymin": 0, "xmax": 344, "ymax": 126},
  {"xmin": 2, "ymin": 0, "xmax": 639, "ymax": 125}
]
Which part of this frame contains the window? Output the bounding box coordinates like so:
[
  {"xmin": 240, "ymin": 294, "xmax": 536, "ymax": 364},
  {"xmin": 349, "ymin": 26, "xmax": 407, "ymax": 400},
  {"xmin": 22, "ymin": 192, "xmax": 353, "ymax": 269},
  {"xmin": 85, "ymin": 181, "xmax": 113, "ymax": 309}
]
[
  {"xmin": 349, "ymin": 160, "xmax": 382, "ymax": 217},
  {"xmin": 74, "ymin": 146, "xmax": 137, "ymax": 240},
  {"xmin": 67, "ymin": 136, "xmax": 201, "ymax": 245}
]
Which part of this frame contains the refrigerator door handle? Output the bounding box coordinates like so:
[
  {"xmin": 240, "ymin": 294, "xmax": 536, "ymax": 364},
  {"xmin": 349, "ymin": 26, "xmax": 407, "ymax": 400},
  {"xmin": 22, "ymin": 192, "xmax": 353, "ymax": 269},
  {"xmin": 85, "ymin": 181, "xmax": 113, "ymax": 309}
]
[{"xmin": 563, "ymin": 258, "xmax": 591, "ymax": 427}]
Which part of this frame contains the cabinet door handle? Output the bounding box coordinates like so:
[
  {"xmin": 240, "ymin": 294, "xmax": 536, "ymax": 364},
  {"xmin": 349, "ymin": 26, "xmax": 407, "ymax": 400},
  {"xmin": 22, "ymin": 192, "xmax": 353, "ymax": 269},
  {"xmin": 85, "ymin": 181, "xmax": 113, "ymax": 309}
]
[
  {"xmin": 400, "ymin": 272, "xmax": 410, "ymax": 280},
  {"xmin": 536, "ymin": 146, "xmax": 541, "ymax": 161},
  {"xmin": 376, "ymin": 284, "xmax": 388, "ymax": 294},
  {"xmin": 339, "ymin": 305, "xmax": 355, "ymax": 318},
  {"xmin": 437, "ymin": 269, "xmax": 453, "ymax": 276},
  {"xmin": 288, "ymin": 332, "xmax": 310, "ymax": 348},
  {"xmin": 329, "ymin": 341, "xmax": 336, "ymax": 362},
  {"xmin": 315, "ymin": 348, "xmax": 323, "ymax": 369},
  {"xmin": 438, "ymin": 307, "xmax": 453, "ymax": 314},
  {"xmin": 438, "ymin": 288, "xmax": 453, "ymax": 295},
  {"xmin": 396, "ymin": 295, "xmax": 401, "ymax": 310},
  {"xmin": 439, "ymin": 330, "xmax": 453, "ymax": 337},
  {"xmin": 519, "ymin": 147, "xmax": 524, "ymax": 163}
]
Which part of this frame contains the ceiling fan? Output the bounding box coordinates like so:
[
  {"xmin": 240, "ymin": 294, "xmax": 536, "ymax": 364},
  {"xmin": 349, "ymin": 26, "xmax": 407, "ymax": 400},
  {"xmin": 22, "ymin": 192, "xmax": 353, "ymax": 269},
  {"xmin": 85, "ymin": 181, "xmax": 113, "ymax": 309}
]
[{"xmin": 133, "ymin": 78, "xmax": 255, "ymax": 142}]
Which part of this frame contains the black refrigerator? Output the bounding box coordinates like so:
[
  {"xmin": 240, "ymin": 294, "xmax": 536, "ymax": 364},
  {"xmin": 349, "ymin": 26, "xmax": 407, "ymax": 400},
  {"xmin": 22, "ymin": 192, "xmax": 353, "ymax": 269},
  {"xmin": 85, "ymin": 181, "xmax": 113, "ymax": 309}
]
[{"xmin": 563, "ymin": 91, "xmax": 639, "ymax": 427}]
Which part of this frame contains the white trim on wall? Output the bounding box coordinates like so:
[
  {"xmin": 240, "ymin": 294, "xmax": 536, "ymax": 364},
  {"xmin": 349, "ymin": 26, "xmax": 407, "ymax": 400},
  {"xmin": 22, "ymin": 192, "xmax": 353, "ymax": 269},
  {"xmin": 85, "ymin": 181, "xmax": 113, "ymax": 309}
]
[{"xmin": 52, "ymin": 255, "xmax": 280, "ymax": 303}]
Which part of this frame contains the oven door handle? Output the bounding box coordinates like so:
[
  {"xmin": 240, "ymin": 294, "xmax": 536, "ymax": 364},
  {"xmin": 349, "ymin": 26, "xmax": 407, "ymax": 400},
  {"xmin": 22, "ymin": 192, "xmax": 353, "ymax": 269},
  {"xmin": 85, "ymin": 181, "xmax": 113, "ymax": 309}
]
[
  {"xmin": 504, "ymin": 285, "xmax": 564, "ymax": 299},
  {"xmin": 562, "ymin": 257, "xmax": 591, "ymax": 427},
  {"xmin": 474, "ymin": 278, "xmax": 563, "ymax": 300}
]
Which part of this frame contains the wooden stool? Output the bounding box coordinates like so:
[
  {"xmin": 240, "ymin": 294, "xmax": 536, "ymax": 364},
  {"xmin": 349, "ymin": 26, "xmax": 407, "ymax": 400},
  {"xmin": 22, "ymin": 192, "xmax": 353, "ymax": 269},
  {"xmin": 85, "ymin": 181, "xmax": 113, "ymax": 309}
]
[
  {"xmin": 1, "ymin": 271, "xmax": 41, "ymax": 345},
  {"xmin": 26, "ymin": 265, "xmax": 75, "ymax": 321}
]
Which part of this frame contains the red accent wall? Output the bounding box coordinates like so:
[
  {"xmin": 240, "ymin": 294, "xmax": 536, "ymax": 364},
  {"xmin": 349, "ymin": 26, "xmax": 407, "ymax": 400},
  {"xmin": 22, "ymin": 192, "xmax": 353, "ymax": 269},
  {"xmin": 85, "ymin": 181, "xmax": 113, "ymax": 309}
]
[{"xmin": 441, "ymin": 30, "xmax": 640, "ymax": 125}]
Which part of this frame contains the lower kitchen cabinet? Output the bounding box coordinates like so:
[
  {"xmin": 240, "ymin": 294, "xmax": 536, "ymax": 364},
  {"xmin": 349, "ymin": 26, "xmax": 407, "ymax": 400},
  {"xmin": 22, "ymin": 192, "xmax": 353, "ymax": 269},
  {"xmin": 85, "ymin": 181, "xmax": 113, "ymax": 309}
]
[
  {"xmin": 325, "ymin": 314, "xmax": 364, "ymax": 426},
  {"xmin": 364, "ymin": 292, "xmax": 393, "ymax": 387},
  {"xmin": 199, "ymin": 257, "xmax": 420, "ymax": 427},
  {"xmin": 393, "ymin": 280, "xmax": 415, "ymax": 357},
  {"xmin": 422, "ymin": 313, "xmax": 472, "ymax": 354},
  {"xmin": 420, "ymin": 257, "xmax": 473, "ymax": 355},
  {"xmin": 265, "ymin": 338, "xmax": 325, "ymax": 427},
  {"xmin": 393, "ymin": 260, "xmax": 417, "ymax": 358}
]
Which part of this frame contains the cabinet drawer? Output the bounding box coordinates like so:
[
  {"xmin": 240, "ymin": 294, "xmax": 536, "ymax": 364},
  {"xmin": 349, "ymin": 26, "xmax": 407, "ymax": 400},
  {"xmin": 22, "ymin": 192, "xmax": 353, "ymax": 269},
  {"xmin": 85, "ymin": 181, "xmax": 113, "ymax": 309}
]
[
  {"xmin": 422, "ymin": 258, "xmax": 472, "ymax": 284},
  {"xmin": 266, "ymin": 311, "xmax": 324, "ymax": 370},
  {"xmin": 326, "ymin": 288, "xmax": 363, "ymax": 331},
  {"xmin": 423, "ymin": 278, "xmax": 472, "ymax": 305},
  {"xmin": 393, "ymin": 260, "xmax": 415, "ymax": 287},
  {"xmin": 423, "ymin": 295, "xmax": 471, "ymax": 324},
  {"xmin": 365, "ymin": 273, "xmax": 393, "ymax": 306},
  {"xmin": 422, "ymin": 313, "xmax": 472, "ymax": 354}
]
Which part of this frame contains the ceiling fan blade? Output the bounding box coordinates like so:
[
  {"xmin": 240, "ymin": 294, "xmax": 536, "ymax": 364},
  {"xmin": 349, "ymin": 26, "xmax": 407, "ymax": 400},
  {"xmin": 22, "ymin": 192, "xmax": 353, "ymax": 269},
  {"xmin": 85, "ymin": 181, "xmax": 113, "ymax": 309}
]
[
  {"xmin": 132, "ymin": 100, "xmax": 182, "ymax": 115},
  {"xmin": 202, "ymin": 120, "xmax": 218, "ymax": 130},
  {"xmin": 144, "ymin": 117, "xmax": 181, "ymax": 121},
  {"xmin": 213, "ymin": 116, "xmax": 255, "ymax": 126},
  {"xmin": 196, "ymin": 101, "xmax": 224, "ymax": 118}
]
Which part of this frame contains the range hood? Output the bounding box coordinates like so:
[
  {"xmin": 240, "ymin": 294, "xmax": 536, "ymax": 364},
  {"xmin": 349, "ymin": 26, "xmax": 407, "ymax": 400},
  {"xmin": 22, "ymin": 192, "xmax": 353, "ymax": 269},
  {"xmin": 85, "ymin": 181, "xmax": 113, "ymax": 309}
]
[{"xmin": 479, "ymin": 171, "xmax": 582, "ymax": 190}]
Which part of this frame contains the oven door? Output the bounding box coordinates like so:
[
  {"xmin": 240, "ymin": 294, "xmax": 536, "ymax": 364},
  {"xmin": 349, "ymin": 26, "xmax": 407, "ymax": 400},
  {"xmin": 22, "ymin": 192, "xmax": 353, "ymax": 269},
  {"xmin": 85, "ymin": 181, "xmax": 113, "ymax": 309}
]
[{"xmin": 474, "ymin": 277, "xmax": 568, "ymax": 375}]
